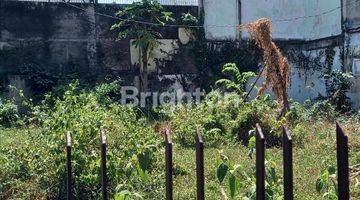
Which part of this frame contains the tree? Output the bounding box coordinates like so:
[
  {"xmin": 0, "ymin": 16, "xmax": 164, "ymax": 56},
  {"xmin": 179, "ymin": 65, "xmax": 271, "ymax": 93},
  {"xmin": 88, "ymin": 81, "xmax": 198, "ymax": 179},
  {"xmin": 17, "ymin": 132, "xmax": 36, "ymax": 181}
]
[{"xmin": 111, "ymin": 0, "xmax": 174, "ymax": 92}]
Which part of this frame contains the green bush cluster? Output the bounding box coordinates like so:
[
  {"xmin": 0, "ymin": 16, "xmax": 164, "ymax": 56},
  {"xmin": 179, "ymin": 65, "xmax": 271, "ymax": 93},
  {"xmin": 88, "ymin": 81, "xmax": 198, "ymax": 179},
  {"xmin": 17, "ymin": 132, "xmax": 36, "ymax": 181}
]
[
  {"xmin": 0, "ymin": 99, "xmax": 18, "ymax": 127},
  {"xmin": 161, "ymin": 91, "xmax": 343, "ymax": 148},
  {"xmin": 0, "ymin": 79, "xmax": 355, "ymax": 199},
  {"xmin": 1, "ymin": 81, "xmax": 164, "ymax": 199},
  {"xmin": 160, "ymin": 91, "xmax": 287, "ymax": 147}
]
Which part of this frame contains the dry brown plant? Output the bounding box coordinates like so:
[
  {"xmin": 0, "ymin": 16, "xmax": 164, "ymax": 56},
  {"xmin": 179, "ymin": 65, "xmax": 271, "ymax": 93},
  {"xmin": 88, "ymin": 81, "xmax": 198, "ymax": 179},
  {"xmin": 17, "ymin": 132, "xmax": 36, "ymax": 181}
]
[{"xmin": 240, "ymin": 18, "xmax": 291, "ymax": 116}]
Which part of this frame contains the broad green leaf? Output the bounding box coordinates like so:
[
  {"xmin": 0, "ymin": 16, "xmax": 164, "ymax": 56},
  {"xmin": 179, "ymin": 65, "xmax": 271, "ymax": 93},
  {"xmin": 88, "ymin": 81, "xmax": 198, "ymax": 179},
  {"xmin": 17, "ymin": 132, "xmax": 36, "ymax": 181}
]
[
  {"xmin": 217, "ymin": 163, "xmax": 229, "ymax": 183},
  {"xmin": 138, "ymin": 148, "xmax": 152, "ymax": 171},
  {"xmin": 269, "ymin": 167, "xmax": 277, "ymax": 182},
  {"xmin": 316, "ymin": 178, "xmax": 324, "ymax": 192},
  {"xmin": 228, "ymin": 174, "xmax": 237, "ymax": 198},
  {"xmin": 327, "ymin": 166, "xmax": 336, "ymax": 175},
  {"xmin": 322, "ymin": 170, "xmax": 330, "ymax": 183},
  {"xmin": 138, "ymin": 167, "xmax": 150, "ymax": 183},
  {"xmin": 114, "ymin": 190, "xmax": 131, "ymax": 200},
  {"xmin": 248, "ymin": 135, "xmax": 256, "ymax": 149}
]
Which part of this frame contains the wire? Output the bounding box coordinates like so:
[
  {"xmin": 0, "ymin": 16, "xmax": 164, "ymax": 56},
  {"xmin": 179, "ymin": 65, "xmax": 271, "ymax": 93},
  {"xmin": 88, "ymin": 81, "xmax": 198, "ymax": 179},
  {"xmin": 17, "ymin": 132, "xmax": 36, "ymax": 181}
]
[
  {"xmin": 61, "ymin": 1, "xmax": 203, "ymax": 28},
  {"xmin": 244, "ymin": 65, "xmax": 265, "ymax": 101},
  {"xmin": 59, "ymin": 0, "xmax": 360, "ymax": 28}
]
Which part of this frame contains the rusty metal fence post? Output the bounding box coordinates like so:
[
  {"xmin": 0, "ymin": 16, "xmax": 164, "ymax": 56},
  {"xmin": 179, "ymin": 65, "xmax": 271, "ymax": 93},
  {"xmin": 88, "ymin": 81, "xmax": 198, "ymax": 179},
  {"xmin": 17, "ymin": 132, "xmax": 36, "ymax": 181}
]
[
  {"xmin": 255, "ymin": 124, "xmax": 265, "ymax": 200},
  {"xmin": 282, "ymin": 126, "xmax": 293, "ymax": 200},
  {"xmin": 336, "ymin": 122, "xmax": 349, "ymax": 200},
  {"xmin": 164, "ymin": 129, "xmax": 173, "ymax": 200},
  {"xmin": 100, "ymin": 129, "xmax": 108, "ymax": 200},
  {"xmin": 66, "ymin": 131, "xmax": 73, "ymax": 200},
  {"xmin": 195, "ymin": 128, "xmax": 205, "ymax": 200}
]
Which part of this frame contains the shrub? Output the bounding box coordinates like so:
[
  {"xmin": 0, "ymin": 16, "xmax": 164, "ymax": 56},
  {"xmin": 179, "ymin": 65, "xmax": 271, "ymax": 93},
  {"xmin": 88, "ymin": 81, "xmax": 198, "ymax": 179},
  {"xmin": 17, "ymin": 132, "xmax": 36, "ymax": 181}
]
[
  {"xmin": 1, "ymin": 81, "xmax": 163, "ymax": 199},
  {"xmin": 161, "ymin": 91, "xmax": 285, "ymax": 146},
  {"xmin": 0, "ymin": 99, "xmax": 18, "ymax": 127},
  {"xmin": 323, "ymin": 70, "xmax": 353, "ymax": 113},
  {"xmin": 308, "ymin": 100, "xmax": 336, "ymax": 121},
  {"xmin": 216, "ymin": 136, "xmax": 283, "ymax": 199},
  {"xmin": 215, "ymin": 63, "xmax": 256, "ymax": 95}
]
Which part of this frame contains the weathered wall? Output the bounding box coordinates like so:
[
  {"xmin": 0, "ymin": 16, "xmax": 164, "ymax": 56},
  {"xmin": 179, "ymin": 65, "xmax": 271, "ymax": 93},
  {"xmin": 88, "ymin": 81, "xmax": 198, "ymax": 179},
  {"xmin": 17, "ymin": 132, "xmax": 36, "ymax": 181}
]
[
  {"xmin": 239, "ymin": 0, "xmax": 360, "ymax": 108},
  {"xmin": 241, "ymin": 0, "xmax": 342, "ymax": 40},
  {"xmin": 202, "ymin": 0, "xmax": 342, "ymax": 40},
  {"xmin": 0, "ymin": 1, "xmax": 198, "ymax": 94},
  {"xmin": 203, "ymin": 0, "xmax": 239, "ymax": 40},
  {"xmin": 343, "ymin": 0, "xmax": 360, "ymax": 108},
  {"xmin": 247, "ymin": 38, "xmax": 344, "ymax": 103},
  {"xmin": 0, "ymin": 2, "xmax": 95, "ymax": 70},
  {"xmin": 287, "ymin": 40, "xmax": 343, "ymax": 103}
]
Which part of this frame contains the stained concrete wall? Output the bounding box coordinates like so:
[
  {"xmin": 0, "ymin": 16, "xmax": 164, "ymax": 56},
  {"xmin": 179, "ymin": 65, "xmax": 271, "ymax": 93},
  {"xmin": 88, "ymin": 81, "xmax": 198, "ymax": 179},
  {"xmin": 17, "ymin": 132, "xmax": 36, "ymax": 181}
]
[
  {"xmin": 0, "ymin": 1, "xmax": 198, "ymax": 93},
  {"xmin": 203, "ymin": 0, "xmax": 342, "ymax": 40},
  {"xmin": 203, "ymin": 0, "xmax": 239, "ymax": 40},
  {"xmin": 246, "ymin": 38, "xmax": 344, "ymax": 103},
  {"xmin": 241, "ymin": 0, "xmax": 342, "ymax": 40},
  {"xmin": 288, "ymin": 44, "xmax": 343, "ymax": 103},
  {"xmin": 343, "ymin": 0, "xmax": 360, "ymax": 108},
  {"xmin": 238, "ymin": 0, "xmax": 360, "ymax": 108},
  {"xmin": 344, "ymin": 0, "xmax": 360, "ymax": 29}
]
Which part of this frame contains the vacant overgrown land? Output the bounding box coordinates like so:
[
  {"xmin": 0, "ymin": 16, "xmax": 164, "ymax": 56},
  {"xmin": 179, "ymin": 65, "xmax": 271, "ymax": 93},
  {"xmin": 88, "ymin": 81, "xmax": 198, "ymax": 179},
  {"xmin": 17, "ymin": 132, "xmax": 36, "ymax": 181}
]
[{"xmin": 0, "ymin": 82, "xmax": 359, "ymax": 199}]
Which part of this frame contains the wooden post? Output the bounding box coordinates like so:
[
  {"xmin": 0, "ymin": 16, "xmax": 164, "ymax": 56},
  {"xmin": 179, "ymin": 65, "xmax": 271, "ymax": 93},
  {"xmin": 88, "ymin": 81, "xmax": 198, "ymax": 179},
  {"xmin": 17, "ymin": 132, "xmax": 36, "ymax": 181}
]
[
  {"xmin": 255, "ymin": 124, "xmax": 265, "ymax": 200},
  {"xmin": 164, "ymin": 129, "xmax": 173, "ymax": 200},
  {"xmin": 100, "ymin": 129, "xmax": 108, "ymax": 200},
  {"xmin": 336, "ymin": 122, "xmax": 349, "ymax": 200},
  {"xmin": 66, "ymin": 131, "xmax": 73, "ymax": 200},
  {"xmin": 195, "ymin": 128, "xmax": 205, "ymax": 200},
  {"xmin": 282, "ymin": 126, "xmax": 293, "ymax": 200}
]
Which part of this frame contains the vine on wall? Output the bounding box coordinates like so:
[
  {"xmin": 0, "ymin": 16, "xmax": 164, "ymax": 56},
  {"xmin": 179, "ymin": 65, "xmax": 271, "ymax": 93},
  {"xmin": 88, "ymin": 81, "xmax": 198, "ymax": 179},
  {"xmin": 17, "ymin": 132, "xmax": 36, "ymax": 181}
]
[{"xmin": 190, "ymin": 9, "xmax": 262, "ymax": 91}]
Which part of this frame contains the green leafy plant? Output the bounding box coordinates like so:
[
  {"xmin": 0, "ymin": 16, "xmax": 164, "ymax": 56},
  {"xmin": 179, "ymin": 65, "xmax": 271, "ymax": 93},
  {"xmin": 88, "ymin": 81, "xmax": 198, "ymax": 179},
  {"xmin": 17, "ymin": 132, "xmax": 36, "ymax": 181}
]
[
  {"xmin": 323, "ymin": 70, "xmax": 353, "ymax": 113},
  {"xmin": 161, "ymin": 91, "xmax": 289, "ymax": 147},
  {"xmin": 0, "ymin": 99, "xmax": 18, "ymax": 127},
  {"xmin": 216, "ymin": 136, "xmax": 283, "ymax": 199},
  {"xmin": 111, "ymin": 0, "xmax": 174, "ymax": 91},
  {"xmin": 309, "ymin": 100, "xmax": 336, "ymax": 120},
  {"xmin": 0, "ymin": 81, "xmax": 163, "ymax": 199},
  {"xmin": 315, "ymin": 159, "xmax": 338, "ymax": 199},
  {"xmin": 216, "ymin": 63, "xmax": 256, "ymax": 95}
]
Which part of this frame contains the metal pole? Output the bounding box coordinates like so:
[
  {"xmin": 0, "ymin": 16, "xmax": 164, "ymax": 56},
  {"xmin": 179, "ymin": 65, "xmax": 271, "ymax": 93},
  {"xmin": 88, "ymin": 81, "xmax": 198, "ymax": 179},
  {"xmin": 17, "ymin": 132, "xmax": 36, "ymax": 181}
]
[
  {"xmin": 66, "ymin": 131, "xmax": 73, "ymax": 200},
  {"xmin": 336, "ymin": 122, "xmax": 349, "ymax": 200},
  {"xmin": 100, "ymin": 129, "xmax": 108, "ymax": 200},
  {"xmin": 195, "ymin": 128, "xmax": 205, "ymax": 200},
  {"xmin": 164, "ymin": 129, "xmax": 173, "ymax": 200},
  {"xmin": 283, "ymin": 126, "xmax": 293, "ymax": 200},
  {"xmin": 255, "ymin": 124, "xmax": 265, "ymax": 200}
]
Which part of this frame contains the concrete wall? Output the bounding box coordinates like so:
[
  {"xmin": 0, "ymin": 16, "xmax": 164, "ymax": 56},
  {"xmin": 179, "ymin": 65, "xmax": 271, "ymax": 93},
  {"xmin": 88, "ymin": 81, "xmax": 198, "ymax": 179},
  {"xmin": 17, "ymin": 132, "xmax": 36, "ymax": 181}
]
[
  {"xmin": 0, "ymin": 2, "xmax": 95, "ymax": 70},
  {"xmin": 0, "ymin": 1, "xmax": 198, "ymax": 93},
  {"xmin": 203, "ymin": 0, "xmax": 342, "ymax": 40},
  {"xmin": 343, "ymin": 0, "xmax": 360, "ymax": 108},
  {"xmin": 203, "ymin": 0, "xmax": 239, "ymax": 40},
  {"xmin": 238, "ymin": 0, "xmax": 360, "ymax": 108},
  {"xmin": 288, "ymin": 44, "xmax": 343, "ymax": 103},
  {"xmin": 246, "ymin": 38, "xmax": 344, "ymax": 103},
  {"xmin": 241, "ymin": 0, "xmax": 342, "ymax": 40}
]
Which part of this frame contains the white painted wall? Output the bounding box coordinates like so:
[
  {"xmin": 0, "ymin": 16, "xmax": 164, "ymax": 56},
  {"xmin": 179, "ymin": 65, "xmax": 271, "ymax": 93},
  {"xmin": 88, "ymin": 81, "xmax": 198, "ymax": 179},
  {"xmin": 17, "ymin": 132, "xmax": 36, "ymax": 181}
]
[
  {"xmin": 241, "ymin": 0, "xmax": 342, "ymax": 40},
  {"xmin": 130, "ymin": 39, "xmax": 179, "ymax": 72},
  {"xmin": 204, "ymin": 0, "xmax": 239, "ymax": 40}
]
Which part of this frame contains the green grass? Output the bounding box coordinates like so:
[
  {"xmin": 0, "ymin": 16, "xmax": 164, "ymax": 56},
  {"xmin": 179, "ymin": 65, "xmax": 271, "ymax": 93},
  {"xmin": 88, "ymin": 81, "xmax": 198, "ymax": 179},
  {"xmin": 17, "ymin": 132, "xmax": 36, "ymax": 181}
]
[
  {"xmin": 170, "ymin": 121, "xmax": 360, "ymax": 199},
  {"xmin": 1, "ymin": 119, "xmax": 360, "ymax": 199}
]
